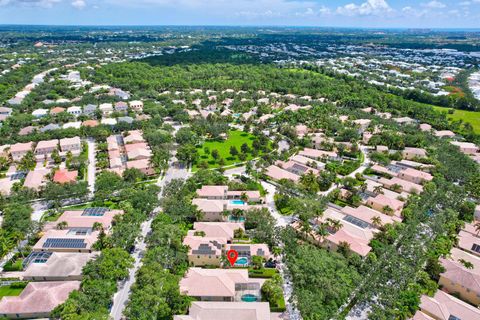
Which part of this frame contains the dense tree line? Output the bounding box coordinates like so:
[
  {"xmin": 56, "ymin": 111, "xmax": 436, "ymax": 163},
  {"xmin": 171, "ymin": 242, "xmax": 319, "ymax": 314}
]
[{"xmin": 53, "ymin": 177, "xmax": 160, "ymax": 319}]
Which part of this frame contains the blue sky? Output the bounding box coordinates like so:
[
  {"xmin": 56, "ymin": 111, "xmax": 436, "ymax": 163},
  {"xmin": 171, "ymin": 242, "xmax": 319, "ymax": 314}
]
[{"xmin": 0, "ymin": 0, "xmax": 479, "ymax": 28}]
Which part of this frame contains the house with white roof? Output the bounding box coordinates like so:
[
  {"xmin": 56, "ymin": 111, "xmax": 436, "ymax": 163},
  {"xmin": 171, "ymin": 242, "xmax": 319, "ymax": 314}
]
[
  {"xmin": 67, "ymin": 106, "xmax": 82, "ymax": 117},
  {"xmin": 32, "ymin": 108, "xmax": 48, "ymax": 118}
]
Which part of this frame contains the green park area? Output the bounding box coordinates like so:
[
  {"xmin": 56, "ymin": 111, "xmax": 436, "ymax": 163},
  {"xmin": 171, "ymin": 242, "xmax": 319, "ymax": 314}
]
[
  {"xmin": 194, "ymin": 130, "xmax": 265, "ymax": 170},
  {"xmin": 434, "ymin": 106, "xmax": 480, "ymax": 134}
]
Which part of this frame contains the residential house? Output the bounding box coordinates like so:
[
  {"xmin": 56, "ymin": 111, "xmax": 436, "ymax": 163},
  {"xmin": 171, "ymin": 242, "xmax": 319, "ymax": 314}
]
[
  {"xmin": 451, "ymin": 141, "xmax": 478, "ymax": 155},
  {"xmin": 265, "ymin": 165, "xmax": 300, "ymax": 183},
  {"xmin": 82, "ymin": 120, "xmax": 99, "ymax": 127},
  {"xmin": 191, "ymin": 222, "xmax": 244, "ymax": 242},
  {"xmin": 179, "ymin": 268, "xmax": 264, "ymax": 302},
  {"xmin": 438, "ymin": 248, "xmax": 480, "ymax": 305},
  {"xmin": 118, "ymin": 116, "xmax": 134, "ymax": 124},
  {"xmin": 393, "ymin": 117, "xmax": 416, "ymax": 125},
  {"xmin": 114, "ymin": 101, "xmax": 128, "ymax": 113},
  {"xmin": 225, "ymin": 244, "xmax": 271, "ymax": 263},
  {"xmin": 34, "ymin": 139, "xmax": 58, "ymax": 161},
  {"xmin": 18, "ymin": 126, "xmax": 36, "ymax": 136},
  {"xmin": 10, "ymin": 142, "xmax": 34, "ymax": 161},
  {"xmin": 419, "ymin": 123, "xmax": 432, "ymax": 132},
  {"xmin": 33, "ymin": 208, "xmax": 123, "ymax": 253},
  {"xmin": 60, "ymin": 137, "xmax": 81, "ymax": 156},
  {"xmin": 366, "ymin": 194, "xmax": 404, "ymax": 216},
  {"xmin": 0, "ymin": 106, "xmax": 12, "ymax": 117},
  {"xmin": 101, "ymin": 118, "xmax": 117, "ymax": 126},
  {"xmin": 62, "ymin": 121, "xmax": 82, "ymax": 129},
  {"xmin": 40, "ymin": 124, "xmax": 60, "ymax": 132},
  {"xmin": 397, "ymin": 168, "xmax": 433, "ymax": 185},
  {"xmin": 83, "ymin": 104, "xmax": 97, "ymax": 116},
  {"xmin": 67, "ymin": 106, "xmax": 82, "ymax": 117},
  {"xmin": 196, "ymin": 186, "xmax": 262, "ymax": 203},
  {"xmin": 23, "ymin": 169, "xmax": 49, "ymax": 191},
  {"xmin": 378, "ymin": 177, "xmax": 424, "ymax": 194},
  {"xmin": 22, "ymin": 252, "xmax": 97, "ymax": 281},
  {"xmin": 295, "ymin": 125, "xmax": 308, "ymax": 138},
  {"xmin": 174, "ymin": 302, "xmax": 278, "ymax": 320},
  {"xmin": 457, "ymin": 222, "xmax": 480, "ymax": 258},
  {"xmin": 402, "ymin": 147, "xmax": 427, "ymax": 160},
  {"xmin": 32, "ymin": 108, "xmax": 48, "ymax": 118},
  {"xmin": 53, "ymin": 169, "xmax": 78, "ymax": 184},
  {"xmin": 126, "ymin": 159, "xmax": 154, "ymax": 175},
  {"xmin": 0, "ymin": 281, "xmax": 80, "ymax": 319},
  {"xmin": 299, "ymin": 148, "xmax": 339, "ymax": 162},
  {"xmin": 183, "ymin": 235, "xmax": 226, "ymax": 267},
  {"xmin": 413, "ymin": 290, "xmax": 480, "ymax": 320},
  {"xmin": 275, "ymin": 160, "xmax": 320, "ymax": 177},
  {"xmin": 125, "ymin": 143, "xmax": 152, "ymax": 160},
  {"xmin": 434, "ymin": 130, "xmax": 456, "ymax": 138},
  {"xmin": 99, "ymin": 103, "xmax": 113, "ymax": 116},
  {"xmin": 129, "ymin": 100, "xmax": 143, "ymax": 113}
]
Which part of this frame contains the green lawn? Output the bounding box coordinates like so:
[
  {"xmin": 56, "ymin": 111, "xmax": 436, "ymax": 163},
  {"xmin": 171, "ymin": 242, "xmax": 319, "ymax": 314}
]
[
  {"xmin": 0, "ymin": 285, "xmax": 24, "ymax": 299},
  {"xmin": 249, "ymin": 267, "xmax": 278, "ymax": 278},
  {"xmin": 193, "ymin": 130, "xmax": 262, "ymax": 170},
  {"xmin": 3, "ymin": 258, "xmax": 24, "ymax": 272},
  {"xmin": 434, "ymin": 106, "xmax": 480, "ymax": 134}
]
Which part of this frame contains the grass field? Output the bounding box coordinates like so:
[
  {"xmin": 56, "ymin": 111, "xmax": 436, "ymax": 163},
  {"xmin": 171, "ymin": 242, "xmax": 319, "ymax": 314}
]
[
  {"xmin": 193, "ymin": 130, "xmax": 261, "ymax": 170},
  {"xmin": 434, "ymin": 106, "xmax": 480, "ymax": 134},
  {"xmin": 0, "ymin": 285, "xmax": 24, "ymax": 299}
]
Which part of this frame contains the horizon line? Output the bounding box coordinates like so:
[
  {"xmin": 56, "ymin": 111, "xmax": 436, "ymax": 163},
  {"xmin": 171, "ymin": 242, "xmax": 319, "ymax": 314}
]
[{"xmin": 0, "ymin": 24, "xmax": 479, "ymax": 32}]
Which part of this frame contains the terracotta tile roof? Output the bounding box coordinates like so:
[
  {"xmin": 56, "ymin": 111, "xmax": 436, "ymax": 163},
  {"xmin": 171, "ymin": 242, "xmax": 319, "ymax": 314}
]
[
  {"xmin": 0, "ymin": 281, "xmax": 80, "ymax": 316},
  {"xmin": 53, "ymin": 169, "xmax": 78, "ymax": 184},
  {"xmin": 174, "ymin": 301, "xmax": 272, "ymax": 320},
  {"xmin": 418, "ymin": 290, "xmax": 480, "ymax": 320}
]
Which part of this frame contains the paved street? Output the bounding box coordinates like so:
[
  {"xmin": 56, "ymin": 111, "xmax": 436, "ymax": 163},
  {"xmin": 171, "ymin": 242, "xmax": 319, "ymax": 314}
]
[
  {"xmin": 260, "ymin": 180, "xmax": 302, "ymax": 320},
  {"xmin": 110, "ymin": 159, "xmax": 189, "ymax": 320},
  {"xmin": 86, "ymin": 138, "xmax": 96, "ymax": 198}
]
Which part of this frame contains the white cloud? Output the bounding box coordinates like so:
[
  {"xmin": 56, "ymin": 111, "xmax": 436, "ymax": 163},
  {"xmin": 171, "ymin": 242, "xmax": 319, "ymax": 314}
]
[
  {"xmin": 71, "ymin": 0, "xmax": 85, "ymax": 8},
  {"xmin": 421, "ymin": 1, "xmax": 446, "ymax": 9},
  {"xmin": 0, "ymin": 0, "xmax": 61, "ymax": 7},
  {"xmin": 336, "ymin": 0, "xmax": 393, "ymax": 17}
]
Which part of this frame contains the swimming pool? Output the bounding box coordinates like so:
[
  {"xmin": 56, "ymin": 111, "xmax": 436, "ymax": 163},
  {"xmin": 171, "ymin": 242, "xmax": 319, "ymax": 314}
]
[
  {"xmin": 228, "ymin": 216, "xmax": 246, "ymax": 222},
  {"xmin": 241, "ymin": 294, "xmax": 258, "ymax": 302},
  {"xmin": 235, "ymin": 257, "xmax": 249, "ymax": 266},
  {"xmin": 230, "ymin": 200, "xmax": 246, "ymax": 205}
]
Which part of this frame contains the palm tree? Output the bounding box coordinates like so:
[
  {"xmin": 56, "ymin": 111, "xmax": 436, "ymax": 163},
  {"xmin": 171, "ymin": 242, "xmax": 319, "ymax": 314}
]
[
  {"xmin": 326, "ymin": 218, "xmax": 342, "ymax": 233},
  {"xmin": 391, "ymin": 184, "xmax": 402, "ymax": 193},
  {"xmin": 371, "ymin": 216, "xmax": 382, "ymax": 228},
  {"xmin": 337, "ymin": 241, "xmax": 351, "ymax": 257},
  {"xmin": 56, "ymin": 221, "xmax": 68, "ymax": 230},
  {"xmin": 272, "ymin": 246, "xmax": 282, "ymax": 258},
  {"xmin": 316, "ymin": 224, "xmax": 330, "ymax": 239},
  {"xmin": 230, "ymin": 209, "xmax": 245, "ymax": 222},
  {"xmin": 240, "ymin": 192, "xmax": 249, "ymax": 203},
  {"xmin": 475, "ymin": 221, "xmax": 480, "ymax": 236},
  {"xmin": 373, "ymin": 186, "xmax": 384, "ymax": 195},
  {"xmin": 92, "ymin": 222, "xmax": 103, "ymax": 232},
  {"xmin": 382, "ymin": 205, "xmax": 394, "ymax": 216}
]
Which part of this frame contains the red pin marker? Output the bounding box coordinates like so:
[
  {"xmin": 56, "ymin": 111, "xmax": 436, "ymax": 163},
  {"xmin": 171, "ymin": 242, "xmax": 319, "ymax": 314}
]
[{"xmin": 226, "ymin": 249, "xmax": 238, "ymax": 267}]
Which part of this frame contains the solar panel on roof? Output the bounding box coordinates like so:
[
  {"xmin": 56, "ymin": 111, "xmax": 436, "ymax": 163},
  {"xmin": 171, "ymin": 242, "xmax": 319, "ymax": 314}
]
[
  {"xmin": 43, "ymin": 238, "xmax": 87, "ymax": 249},
  {"xmin": 343, "ymin": 215, "xmax": 370, "ymax": 229},
  {"xmin": 82, "ymin": 207, "xmax": 108, "ymax": 216}
]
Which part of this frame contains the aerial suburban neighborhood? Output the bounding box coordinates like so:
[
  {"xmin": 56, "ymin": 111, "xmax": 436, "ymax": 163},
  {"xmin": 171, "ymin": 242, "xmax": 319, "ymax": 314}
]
[{"xmin": 1, "ymin": 2, "xmax": 480, "ymax": 320}]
